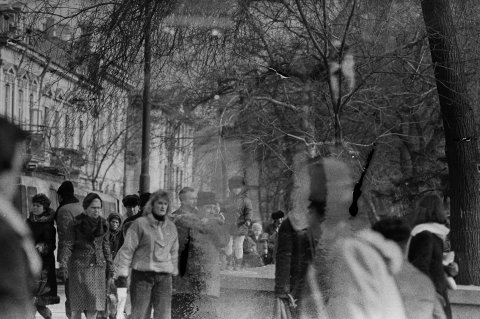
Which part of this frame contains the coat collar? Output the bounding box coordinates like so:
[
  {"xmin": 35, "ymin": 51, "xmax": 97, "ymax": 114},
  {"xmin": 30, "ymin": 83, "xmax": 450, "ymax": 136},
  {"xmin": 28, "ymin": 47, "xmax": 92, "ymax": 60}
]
[{"xmin": 411, "ymin": 223, "xmax": 450, "ymax": 241}]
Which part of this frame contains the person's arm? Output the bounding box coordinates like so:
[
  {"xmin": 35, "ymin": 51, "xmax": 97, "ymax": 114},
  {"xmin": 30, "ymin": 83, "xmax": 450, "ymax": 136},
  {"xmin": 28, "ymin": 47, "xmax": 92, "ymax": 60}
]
[
  {"xmin": 59, "ymin": 220, "xmax": 75, "ymax": 269},
  {"xmin": 103, "ymin": 231, "xmax": 114, "ymax": 278},
  {"xmin": 43, "ymin": 223, "xmax": 57, "ymax": 254},
  {"xmin": 170, "ymin": 227, "xmax": 179, "ymax": 276},
  {"xmin": 243, "ymin": 197, "xmax": 253, "ymax": 226},
  {"xmin": 408, "ymin": 231, "xmax": 435, "ymax": 277},
  {"xmin": 275, "ymin": 220, "xmax": 293, "ymax": 296},
  {"xmin": 114, "ymin": 220, "xmax": 141, "ymax": 277},
  {"xmin": 56, "ymin": 207, "xmax": 73, "ymax": 262}
]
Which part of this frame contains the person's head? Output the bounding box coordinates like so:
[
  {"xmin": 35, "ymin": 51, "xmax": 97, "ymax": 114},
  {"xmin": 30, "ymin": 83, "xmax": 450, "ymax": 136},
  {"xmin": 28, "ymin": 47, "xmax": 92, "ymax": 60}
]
[
  {"xmin": 108, "ymin": 213, "xmax": 122, "ymax": 232},
  {"xmin": 144, "ymin": 190, "xmax": 170, "ymax": 217},
  {"xmin": 139, "ymin": 192, "xmax": 152, "ymax": 210},
  {"xmin": 252, "ymin": 222, "xmax": 263, "ymax": 237},
  {"xmin": 228, "ymin": 176, "xmax": 245, "ymax": 196},
  {"xmin": 83, "ymin": 193, "xmax": 103, "ymax": 219},
  {"xmin": 271, "ymin": 210, "xmax": 285, "ymax": 227},
  {"xmin": 412, "ymin": 193, "xmax": 448, "ymax": 226},
  {"xmin": 31, "ymin": 193, "xmax": 51, "ymax": 215},
  {"xmin": 57, "ymin": 181, "xmax": 75, "ymax": 203},
  {"xmin": 197, "ymin": 191, "xmax": 217, "ymax": 216},
  {"xmin": 179, "ymin": 187, "xmax": 196, "ymax": 210},
  {"xmin": 122, "ymin": 194, "xmax": 140, "ymax": 216},
  {"xmin": 0, "ymin": 117, "xmax": 28, "ymax": 200},
  {"xmin": 372, "ymin": 217, "xmax": 412, "ymax": 253}
]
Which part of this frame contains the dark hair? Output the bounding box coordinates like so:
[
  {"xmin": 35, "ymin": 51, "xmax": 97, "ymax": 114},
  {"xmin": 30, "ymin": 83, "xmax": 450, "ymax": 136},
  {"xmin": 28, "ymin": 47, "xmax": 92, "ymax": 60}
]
[
  {"xmin": 372, "ymin": 217, "xmax": 411, "ymax": 250},
  {"xmin": 0, "ymin": 117, "xmax": 28, "ymax": 174},
  {"xmin": 32, "ymin": 193, "xmax": 51, "ymax": 209},
  {"xmin": 412, "ymin": 193, "xmax": 447, "ymax": 226},
  {"xmin": 179, "ymin": 187, "xmax": 194, "ymax": 200},
  {"xmin": 83, "ymin": 193, "xmax": 103, "ymax": 210}
]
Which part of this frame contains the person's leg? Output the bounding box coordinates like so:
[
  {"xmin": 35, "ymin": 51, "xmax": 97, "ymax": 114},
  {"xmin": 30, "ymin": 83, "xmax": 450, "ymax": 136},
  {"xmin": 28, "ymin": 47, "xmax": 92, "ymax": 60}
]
[
  {"xmin": 151, "ymin": 273, "xmax": 172, "ymax": 319},
  {"xmin": 65, "ymin": 279, "xmax": 71, "ymax": 318},
  {"xmin": 233, "ymin": 235, "xmax": 246, "ymax": 269},
  {"xmin": 36, "ymin": 304, "xmax": 52, "ymax": 319},
  {"xmin": 71, "ymin": 310, "xmax": 83, "ymax": 319},
  {"xmin": 224, "ymin": 236, "xmax": 234, "ymax": 270},
  {"xmin": 85, "ymin": 311, "xmax": 97, "ymax": 319},
  {"xmin": 130, "ymin": 271, "xmax": 154, "ymax": 319}
]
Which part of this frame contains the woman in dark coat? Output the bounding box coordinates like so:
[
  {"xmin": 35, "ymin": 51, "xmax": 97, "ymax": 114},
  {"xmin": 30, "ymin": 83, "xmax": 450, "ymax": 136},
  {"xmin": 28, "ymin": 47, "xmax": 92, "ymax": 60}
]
[
  {"xmin": 60, "ymin": 193, "xmax": 113, "ymax": 319},
  {"xmin": 408, "ymin": 194, "xmax": 452, "ymax": 319},
  {"xmin": 27, "ymin": 193, "xmax": 59, "ymax": 319}
]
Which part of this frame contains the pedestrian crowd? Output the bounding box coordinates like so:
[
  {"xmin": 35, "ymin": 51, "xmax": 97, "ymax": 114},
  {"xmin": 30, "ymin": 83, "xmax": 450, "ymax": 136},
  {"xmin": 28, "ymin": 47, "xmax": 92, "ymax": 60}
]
[{"xmin": 0, "ymin": 115, "xmax": 460, "ymax": 319}]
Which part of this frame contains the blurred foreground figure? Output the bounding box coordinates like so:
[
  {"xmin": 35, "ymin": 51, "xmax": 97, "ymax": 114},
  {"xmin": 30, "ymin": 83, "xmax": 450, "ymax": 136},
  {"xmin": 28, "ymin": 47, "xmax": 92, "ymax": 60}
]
[
  {"xmin": 28, "ymin": 193, "xmax": 60, "ymax": 319},
  {"xmin": 408, "ymin": 194, "xmax": 453, "ymax": 319},
  {"xmin": 0, "ymin": 117, "xmax": 41, "ymax": 318},
  {"xmin": 115, "ymin": 190, "xmax": 178, "ymax": 319},
  {"xmin": 172, "ymin": 191, "xmax": 229, "ymax": 319},
  {"xmin": 373, "ymin": 217, "xmax": 446, "ymax": 319}
]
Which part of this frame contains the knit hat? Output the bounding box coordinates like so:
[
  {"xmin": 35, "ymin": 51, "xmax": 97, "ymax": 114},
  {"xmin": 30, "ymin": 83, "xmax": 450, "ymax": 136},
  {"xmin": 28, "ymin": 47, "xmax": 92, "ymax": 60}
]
[
  {"xmin": 32, "ymin": 193, "xmax": 51, "ymax": 209},
  {"xmin": 122, "ymin": 194, "xmax": 140, "ymax": 207},
  {"xmin": 107, "ymin": 212, "xmax": 122, "ymax": 224},
  {"xmin": 271, "ymin": 210, "xmax": 285, "ymax": 220},
  {"xmin": 228, "ymin": 176, "xmax": 245, "ymax": 189},
  {"xmin": 197, "ymin": 191, "xmax": 216, "ymax": 207},
  {"xmin": 83, "ymin": 193, "xmax": 103, "ymax": 210},
  {"xmin": 57, "ymin": 181, "xmax": 74, "ymax": 197}
]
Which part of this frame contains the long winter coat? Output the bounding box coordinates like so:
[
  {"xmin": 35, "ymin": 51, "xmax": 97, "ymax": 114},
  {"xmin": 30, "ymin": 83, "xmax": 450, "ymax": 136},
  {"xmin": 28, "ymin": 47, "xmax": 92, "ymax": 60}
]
[
  {"xmin": 409, "ymin": 223, "xmax": 451, "ymax": 319},
  {"xmin": 60, "ymin": 214, "xmax": 112, "ymax": 311},
  {"xmin": 55, "ymin": 197, "xmax": 83, "ymax": 262},
  {"xmin": 27, "ymin": 210, "xmax": 58, "ymax": 304},
  {"xmin": 173, "ymin": 212, "xmax": 229, "ymax": 297},
  {"xmin": 224, "ymin": 192, "xmax": 253, "ymax": 236}
]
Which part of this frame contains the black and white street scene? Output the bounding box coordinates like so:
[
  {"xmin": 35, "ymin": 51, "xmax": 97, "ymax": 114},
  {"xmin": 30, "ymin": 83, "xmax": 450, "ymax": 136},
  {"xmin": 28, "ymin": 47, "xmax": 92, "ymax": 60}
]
[{"xmin": 1, "ymin": 0, "xmax": 480, "ymax": 318}]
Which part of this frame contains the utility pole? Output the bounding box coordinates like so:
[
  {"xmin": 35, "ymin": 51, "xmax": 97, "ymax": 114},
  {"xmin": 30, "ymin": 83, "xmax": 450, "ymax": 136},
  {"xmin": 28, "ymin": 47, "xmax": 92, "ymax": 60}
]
[{"xmin": 139, "ymin": 0, "xmax": 153, "ymax": 194}]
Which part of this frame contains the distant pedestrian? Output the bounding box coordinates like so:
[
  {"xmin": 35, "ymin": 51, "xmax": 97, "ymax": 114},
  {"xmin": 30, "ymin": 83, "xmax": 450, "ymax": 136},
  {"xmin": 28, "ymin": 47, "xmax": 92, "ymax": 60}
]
[
  {"xmin": 373, "ymin": 217, "xmax": 446, "ymax": 319},
  {"xmin": 122, "ymin": 192, "xmax": 150, "ymax": 237},
  {"xmin": 172, "ymin": 191, "xmax": 229, "ymax": 319},
  {"xmin": 122, "ymin": 194, "xmax": 140, "ymax": 221},
  {"xmin": 266, "ymin": 210, "xmax": 285, "ymax": 264},
  {"xmin": 223, "ymin": 176, "xmax": 253, "ymax": 270},
  {"xmin": 0, "ymin": 117, "xmax": 41, "ymax": 318},
  {"xmin": 115, "ymin": 190, "xmax": 178, "ymax": 319},
  {"xmin": 55, "ymin": 180, "xmax": 83, "ymax": 318},
  {"xmin": 27, "ymin": 193, "xmax": 60, "ymax": 319},
  {"xmin": 171, "ymin": 187, "xmax": 197, "ymax": 219},
  {"xmin": 107, "ymin": 213, "xmax": 123, "ymax": 259},
  {"xmin": 59, "ymin": 193, "xmax": 113, "ymax": 319},
  {"xmin": 408, "ymin": 194, "xmax": 452, "ymax": 319}
]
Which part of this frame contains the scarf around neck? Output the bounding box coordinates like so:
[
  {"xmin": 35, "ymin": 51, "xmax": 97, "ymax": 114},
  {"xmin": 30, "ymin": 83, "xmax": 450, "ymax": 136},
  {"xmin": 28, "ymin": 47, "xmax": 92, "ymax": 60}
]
[{"xmin": 78, "ymin": 214, "xmax": 107, "ymax": 241}]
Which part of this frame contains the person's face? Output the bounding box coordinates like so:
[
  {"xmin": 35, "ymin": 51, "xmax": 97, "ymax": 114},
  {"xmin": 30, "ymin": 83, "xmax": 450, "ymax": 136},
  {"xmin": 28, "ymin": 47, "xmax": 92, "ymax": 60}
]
[
  {"xmin": 125, "ymin": 205, "xmax": 138, "ymax": 216},
  {"xmin": 232, "ymin": 187, "xmax": 243, "ymax": 195},
  {"xmin": 109, "ymin": 219, "xmax": 120, "ymax": 231},
  {"xmin": 273, "ymin": 219, "xmax": 282, "ymax": 227},
  {"xmin": 153, "ymin": 198, "xmax": 169, "ymax": 216},
  {"xmin": 181, "ymin": 191, "xmax": 196, "ymax": 209},
  {"xmin": 253, "ymin": 228, "xmax": 262, "ymax": 237},
  {"xmin": 199, "ymin": 204, "xmax": 216, "ymax": 217},
  {"xmin": 86, "ymin": 198, "xmax": 102, "ymax": 219},
  {"xmin": 0, "ymin": 145, "xmax": 23, "ymax": 200},
  {"xmin": 32, "ymin": 203, "xmax": 44, "ymax": 215}
]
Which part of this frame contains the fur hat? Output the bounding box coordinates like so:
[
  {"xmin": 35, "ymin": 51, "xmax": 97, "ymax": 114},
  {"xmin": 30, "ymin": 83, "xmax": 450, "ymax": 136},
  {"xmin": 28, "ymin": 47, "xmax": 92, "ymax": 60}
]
[
  {"xmin": 271, "ymin": 210, "xmax": 285, "ymax": 220},
  {"xmin": 57, "ymin": 181, "xmax": 74, "ymax": 197},
  {"xmin": 197, "ymin": 191, "xmax": 216, "ymax": 207},
  {"xmin": 122, "ymin": 194, "xmax": 140, "ymax": 207},
  {"xmin": 228, "ymin": 176, "xmax": 245, "ymax": 189},
  {"xmin": 139, "ymin": 193, "xmax": 151, "ymax": 208},
  {"xmin": 32, "ymin": 193, "xmax": 51, "ymax": 209}
]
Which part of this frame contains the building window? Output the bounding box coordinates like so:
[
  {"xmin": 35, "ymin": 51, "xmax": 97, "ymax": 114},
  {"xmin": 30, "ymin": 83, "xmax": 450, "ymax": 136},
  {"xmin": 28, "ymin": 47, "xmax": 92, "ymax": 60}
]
[
  {"xmin": 78, "ymin": 120, "xmax": 84, "ymax": 149},
  {"xmin": 54, "ymin": 111, "xmax": 60, "ymax": 147},
  {"xmin": 4, "ymin": 83, "xmax": 10, "ymax": 118},
  {"xmin": 18, "ymin": 89, "xmax": 23, "ymax": 125}
]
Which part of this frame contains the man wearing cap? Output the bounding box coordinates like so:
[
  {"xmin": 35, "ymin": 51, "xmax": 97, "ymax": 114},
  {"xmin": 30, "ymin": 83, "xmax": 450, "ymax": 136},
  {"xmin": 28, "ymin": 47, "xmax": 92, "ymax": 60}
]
[
  {"xmin": 122, "ymin": 194, "xmax": 140, "ymax": 221},
  {"xmin": 55, "ymin": 180, "xmax": 83, "ymax": 319},
  {"xmin": 265, "ymin": 210, "xmax": 285, "ymax": 264},
  {"xmin": 121, "ymin": 193, "xmax": 150, "ymax": 239},
  {"xmin": 172, "ymin": 191, "xmax": 229, "ymax": 319}
]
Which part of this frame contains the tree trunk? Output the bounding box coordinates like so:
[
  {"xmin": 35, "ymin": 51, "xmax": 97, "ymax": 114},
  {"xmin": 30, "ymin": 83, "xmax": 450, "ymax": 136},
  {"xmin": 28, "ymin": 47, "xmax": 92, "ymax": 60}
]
[{"xmin": 421, "ymin": 0, "xmax": 480, "ymax": 284}]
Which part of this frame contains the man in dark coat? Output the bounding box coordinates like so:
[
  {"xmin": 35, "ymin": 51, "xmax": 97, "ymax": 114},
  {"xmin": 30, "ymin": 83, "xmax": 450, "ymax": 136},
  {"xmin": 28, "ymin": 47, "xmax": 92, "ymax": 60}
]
[
  {"xmin": 121, "ymin": 193, "xmax": 150, "ymax": 238},
  {"xmin": 55, "ymin": 180, "xmax": 83, "ymax": 318},
  {"xmin": 266, "ymin": 210, "xmax": 285, "ymax": 264},
  {"xmin": 107, "ymin": 213, "xmax": 123, "ymax": 259},
  {"xmin": 0, "ymin": 117, "xmax": 41, "ymax": 318}
]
